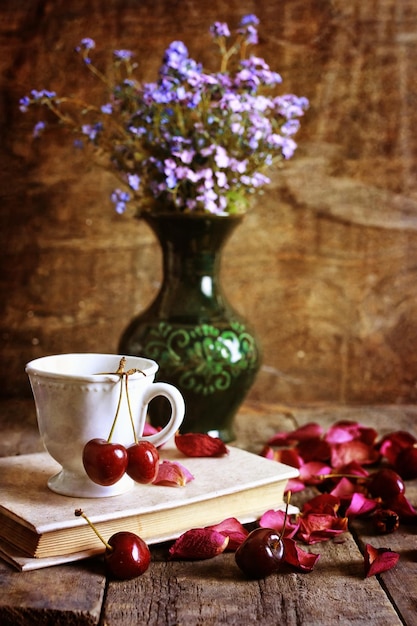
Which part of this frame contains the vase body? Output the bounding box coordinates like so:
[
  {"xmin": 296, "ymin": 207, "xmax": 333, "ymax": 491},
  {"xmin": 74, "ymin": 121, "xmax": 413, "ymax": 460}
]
[{"xmin": 118, "ymin": 212, "xmax": 261, "ymax": 442}]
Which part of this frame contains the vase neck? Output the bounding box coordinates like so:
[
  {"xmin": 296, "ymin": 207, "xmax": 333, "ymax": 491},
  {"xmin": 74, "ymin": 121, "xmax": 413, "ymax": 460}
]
[{"xmin": 143, "ymin": 213, "xmax": 243, "ymax": 319}]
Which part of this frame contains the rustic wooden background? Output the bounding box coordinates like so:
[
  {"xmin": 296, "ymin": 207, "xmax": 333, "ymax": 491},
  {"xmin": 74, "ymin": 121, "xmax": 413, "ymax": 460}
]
[{"xmin": 1, "ymin": 0, "xmax": 417, "ymax": 405}]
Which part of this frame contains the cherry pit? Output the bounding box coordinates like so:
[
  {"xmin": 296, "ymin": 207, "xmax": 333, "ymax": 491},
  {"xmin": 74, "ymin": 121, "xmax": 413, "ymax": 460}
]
[{"xmin": 82, "ymin": 357, "xmax": 160, "ymax": 487}]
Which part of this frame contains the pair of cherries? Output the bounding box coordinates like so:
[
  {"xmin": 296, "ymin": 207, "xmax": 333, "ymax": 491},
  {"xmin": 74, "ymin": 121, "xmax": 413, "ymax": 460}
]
[
  {"xmin": 83, "ymin": 438, "xmax": 159, "ymax": 486},
  {"xmin": 82, "ymin": 358, "xmax": 159, "ymax": 487}
]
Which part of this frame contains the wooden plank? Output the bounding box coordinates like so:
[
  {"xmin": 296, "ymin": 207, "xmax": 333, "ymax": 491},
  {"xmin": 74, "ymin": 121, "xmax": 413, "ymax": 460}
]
[
  {"xmin": 351, "ymin": 479, "xmax": 417, "ymax": 626},
  {"xmin": 0, "ymin": 558, "xmax": 105, "ymax": 626},
  {"xmin": 102, "ymin": 538, "xmax": 401, "ymax": 626}
]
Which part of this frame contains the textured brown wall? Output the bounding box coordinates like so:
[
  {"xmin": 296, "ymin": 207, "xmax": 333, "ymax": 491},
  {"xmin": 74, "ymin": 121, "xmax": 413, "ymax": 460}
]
[{"xmin": 1, "ymin": 0, "xmax": 417, "ymax": 404}]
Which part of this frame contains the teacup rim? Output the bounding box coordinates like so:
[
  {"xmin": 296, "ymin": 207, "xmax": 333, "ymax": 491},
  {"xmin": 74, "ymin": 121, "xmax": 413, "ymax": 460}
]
[{"xmin": 25, "ymin": 352, "xmax": 158, "ymax": 382}]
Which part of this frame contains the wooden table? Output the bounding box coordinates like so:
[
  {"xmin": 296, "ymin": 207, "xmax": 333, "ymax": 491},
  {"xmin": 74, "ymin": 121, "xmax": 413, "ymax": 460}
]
[{"xmin": 0, "ymin": 400, "xmax": 416, "ymax": 625}]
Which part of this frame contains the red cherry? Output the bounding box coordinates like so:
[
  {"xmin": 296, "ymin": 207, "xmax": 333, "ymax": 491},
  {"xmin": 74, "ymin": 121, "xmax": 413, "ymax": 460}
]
[
  {"xmin": 75, "ymin": 510, "xmax": 150, "ymax": 580},
  {"xmin": 82, "ymin": 438, "xmax": 128, "ymax": 486},
  {"xmin": 126, "ymin": 441, "xmax": 160, "ymax": 484},
  {"xmin": 368, "ymin": 468, "xmax": 405, "ymax": 500},
  {"xmin": 394, "ymin": 445, "xmax": 417, "ymax": 480},
  {"xmin": 235, "ymin": 527, "xmax": 284, "ymax": 579},
  {"xmin": 105, "ymin": 531, "xmax": 151, "ymax": 580}
]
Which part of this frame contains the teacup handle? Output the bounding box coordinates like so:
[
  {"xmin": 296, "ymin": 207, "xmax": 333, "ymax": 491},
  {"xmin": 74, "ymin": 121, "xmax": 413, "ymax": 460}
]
[{"xmin": 139, "ymin": 382, "xmax": 185, "ymax": 446}]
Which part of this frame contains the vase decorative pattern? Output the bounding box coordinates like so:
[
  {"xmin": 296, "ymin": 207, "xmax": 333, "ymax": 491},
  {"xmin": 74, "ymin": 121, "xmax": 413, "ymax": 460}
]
[{"xmin": 118, "ymin": 212, "xmax": 261, "ymax": 442}]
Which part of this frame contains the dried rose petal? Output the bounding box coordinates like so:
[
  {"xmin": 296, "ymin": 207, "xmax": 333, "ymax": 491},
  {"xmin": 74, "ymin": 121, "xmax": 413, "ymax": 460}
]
[
  {"xmin": 268, "ymin": 422, "xmax": 323, "ymax": 446},
  {"xmin": 175, "ymin": 432, "xmax": 228, "ymax": 457},
  {"xmin": 345, "ymin": 492, "xmax": 378, "ymax": 518},
  {"xmin": 259, "ymin": 509, "xmax": 300, "ymax": 539},
  {"xmin": 296, "ymin": 438, "xmax": 331, "ymax": 463},
  {"xmin": 152, "ymin": 460, "xmax": 194, "ymax": 486},
  {"xmin": 335, "ymin": 460, "xmax": 370, "ymax": 478},
  {"xmin": 373, "ymin": 509, "xmax": 400, "ymax": 534},
  {"xmin": 143, "ymin": 423, "xmax": 161, "ymax": 437},
  {"xmin": 285, "ymin": 477, "xmax": 307, "ymax": 494},
  {"xmin": 330, "ymin": 440, "xmax": 380, "ymax": 467},
  {"xmin": 330, "ymin": 477, "xmax": 358, "ymax": 501},
  {"xmin": 299, "ymin": 461, "xmax": 332, "ymax": 485},
  {"xmin": 378, "ymin": 430, "xmax": 417, "ymax": 465},
  {"xmin": 297, "ymin": 513, "xmax": 348, "ymax": 544},
  {"xmin": 282, "ymin": 537, "xmax": 320, "ymax": 572},
  {"xmin": 260, "ymin": 446, "xmax": 303, "ymax": 468},
  {"xmin": 325, "ymin": 421, "xmax": 377, "ymax": 446},
  {"xmin": 168, "ymin": 528, "xmax": 229, "ymax": 560},
  {"xmin": 364, "ymin": 543, "xmax": 399, "ymax": 577},
  {"xmin": 302, "ymin": 493, "xmax": 341, "ymax": 516},
  {"xmin": 206, "ymin": 517, "xmax": 248, "ymax": 550}
]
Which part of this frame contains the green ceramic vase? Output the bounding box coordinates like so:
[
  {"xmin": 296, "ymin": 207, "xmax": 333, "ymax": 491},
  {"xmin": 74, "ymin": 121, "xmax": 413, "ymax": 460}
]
[{"xmin": 118, "ymin": 212, "xmax": 261, "ymax": 442}]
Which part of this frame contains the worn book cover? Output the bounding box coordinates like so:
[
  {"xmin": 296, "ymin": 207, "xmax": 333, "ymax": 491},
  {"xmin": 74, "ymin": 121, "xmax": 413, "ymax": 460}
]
[{"xmin": 0, "ymin": 445, "xmax": 298, "ymax": 570}]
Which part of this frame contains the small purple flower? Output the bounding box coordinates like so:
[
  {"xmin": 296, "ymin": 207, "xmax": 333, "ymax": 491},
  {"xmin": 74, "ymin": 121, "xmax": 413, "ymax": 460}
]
[
  {"xmin": 214, "ymin": 146, "xmax": 230, "ymax": 169},
  {"xmin": 30, "ymin": 89, "xmax": 57, "ymax": 101},
  {"xmin": 111, "ymin": 189, "xmax": 131, "ymax": 214},
  {"xmin": 76, "ymin": 38, "xmax": 95, "ymax": 51},
  {"xmin": 240, "ymin": 14, "xmax": 260, "ymax": 27},
  {"xmin": 81, "ymin": 122, "xmax": 103, "ymax": 141},
  {"xmin": 127, "ymin": 173, "xmax": 140, "ymax": 191},
  {"xmin": 113, "ymin": 49, "xmax": 134, "ymax": 61},
  {"xmin": 162, "ymin": 41, "xmax": 189, "ymax": 70},
  {"xmin": 19, "ymin": 96, "xmax": 31, "ymax": 112},
  {"xmin": 237, "ymin": 16, "xmax": 259, "ymax": 45},
  {"xmin": 33, "ymin": 120, "xmax": 46, "ymax": 137},
  {"xmin": 101, "ymin": 103, "xmax": 113, "ymax": 114},
  {"xmin": 209, "ymin": 21, "xmax": 231, "ymax": 39}
]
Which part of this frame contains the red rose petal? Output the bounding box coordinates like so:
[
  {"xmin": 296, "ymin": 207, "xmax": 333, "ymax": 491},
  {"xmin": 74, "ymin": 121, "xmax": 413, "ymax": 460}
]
[
  {"xmin": 285, "ymin": 477, "xmax": 306, "ymax": 494},
  {"xmin": 299, "ymin": 461, "xmax": 332, "ymax": 485},
  {"xmin": 143, "ymin": 423, "xmax": 161, "ymax": 437},
  {"xmin": 206, "ymin": 517, "xmax": 249, "ymax": 551},
  {"xmin": 345, "ymin": 492, "xmax": 378, "ymax": 518},
  {"xmin": 330, "ymin": 477, "xmax": 358, "ymax": 501},
  {"xmin": 175, "ymin": 432, "xmax": 228, "ymax": 457},
  {"xmin": 330, "ymin": 440, "xmax": 380, "ymax": 467},
  {"xmin": 283, "ymin": 537, "xmax": 320, "ymax": 572},
  {"xmin": 152, "ymin": 460, "xmax": 194, "ymax": 486},
  {"xmin": 268, "ymin": 422, "xmax": 323, "ymax": 446},
  {"xmin": 296, "ymin": 438, "xmax": 331, "ymax": 463},
  {"xmin": 378, "ymin": 430, "xmax": 417, "ymax": 465},
  {"xmin": 364, "ymin": 543, "xmax": 400, "ymax": 577},
  {"xmin": 168, "ymin": 528, "xmax": 229, "ymax": 560},
  {"xmin": 259, "ymin": 509, "xmax": 300, "ymax": 539},
  {"xmin": 325, "ymin": 421, "xmax": 377, "ymax": 446},
  {"xmin": 302, "ymin": 493, "xmax": 341, "ymax": 516},
  {"xmin": 297, "ymin": 513, "xmax": 348, "ymax": 544}
]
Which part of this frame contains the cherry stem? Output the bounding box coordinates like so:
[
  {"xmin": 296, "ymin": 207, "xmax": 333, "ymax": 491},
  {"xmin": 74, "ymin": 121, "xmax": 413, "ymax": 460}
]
[
  {"xmin": 105, "ymin": 358, "xmax": 146, "ymax": 443},
  {"xmin": 278, "ymin": 490, "xmax": 292, "ymax": 542},
  {"xmin": 125, "ymin": 373, "xmax": 138, "ymax": 444},
  {"xmin": 107, "ymin": 373, "xmax": 124, "ymax": 443},
  {"xmin": 317, "ymin": 473, "xmax": 368, "ymax": 481},
  {"xmin": 74, "ymin": 509, "xmax": 113, "ymax": 551}
]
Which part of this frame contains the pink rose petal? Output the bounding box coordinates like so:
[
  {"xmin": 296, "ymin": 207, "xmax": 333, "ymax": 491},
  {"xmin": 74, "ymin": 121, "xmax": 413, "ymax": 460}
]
[
  {"xmin": 364, "ymin": 543, "xmax": 399, "ymax": 577},
  {"xmin": 153, "ymin": 460, "xmax": 194, "ymax": 486},
  {"xmin": 283, "ymin": 537, "xmax": 320, "ymax": 572},
  {"xmin": 206, "ymin": 517, "xmax": 249, "ymax": 550},
  {"xmin": 169, "ymin": 528, "xmax": 229, "ymax": 560}
]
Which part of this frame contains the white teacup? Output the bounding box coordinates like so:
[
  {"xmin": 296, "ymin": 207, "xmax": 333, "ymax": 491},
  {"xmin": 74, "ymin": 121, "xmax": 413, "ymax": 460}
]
[{"xmin": 26, "ymin": 353, "xmax": 185, "ymax": 497}]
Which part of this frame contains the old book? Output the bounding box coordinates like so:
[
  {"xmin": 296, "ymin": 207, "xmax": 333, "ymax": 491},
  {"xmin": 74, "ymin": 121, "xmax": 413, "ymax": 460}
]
[{"xmin": 0, "ymin": 444, "xmax": 298, "ymax": 570}]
